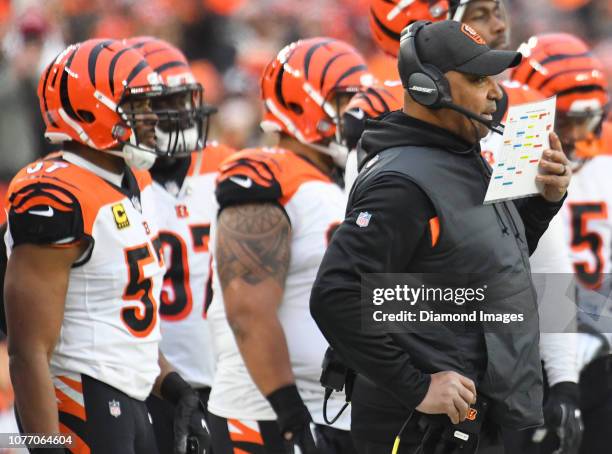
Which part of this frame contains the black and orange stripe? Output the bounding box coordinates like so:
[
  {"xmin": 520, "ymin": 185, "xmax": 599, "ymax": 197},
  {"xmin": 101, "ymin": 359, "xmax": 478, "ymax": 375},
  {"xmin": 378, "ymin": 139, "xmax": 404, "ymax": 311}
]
[
  {"xmin": 370, "ymin": 6, "xmax": 402, "ymax": 42},
  {"xmin": 124, "ymin": 37, "xmax": 190, "ymax": 77},
  {"xmin": 10, "ymin": 182, "xmax": 79, "ymax": 215}
]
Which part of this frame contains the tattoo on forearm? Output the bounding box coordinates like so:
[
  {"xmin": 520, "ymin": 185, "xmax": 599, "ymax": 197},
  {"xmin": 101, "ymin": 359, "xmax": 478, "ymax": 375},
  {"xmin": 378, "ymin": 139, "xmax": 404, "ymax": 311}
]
[{"xmin": 217, "ymin": 203, "xmax": 290, "ymax": 289}]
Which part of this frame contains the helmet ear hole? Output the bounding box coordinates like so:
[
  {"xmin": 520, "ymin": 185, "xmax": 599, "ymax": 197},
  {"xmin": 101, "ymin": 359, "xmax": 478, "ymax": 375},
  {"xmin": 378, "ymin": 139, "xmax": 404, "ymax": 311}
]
[
  {"xmin": 77, "ymin": 110, "xmax": 95, "ymax": 123},
  {"xmin": 288, "ymin": 102, "xmax": 304, "ymax": 114}
]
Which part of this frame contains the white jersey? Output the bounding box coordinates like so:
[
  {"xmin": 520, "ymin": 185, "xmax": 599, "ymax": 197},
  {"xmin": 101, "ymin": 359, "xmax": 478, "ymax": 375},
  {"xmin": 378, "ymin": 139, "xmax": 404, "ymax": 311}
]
[
  {"xmin": 5, "ymin": 152, "xmax": 164, "ymax": 400},
  {"xmin": 560, "ymin": 156, "xmax": 612, "ymax": 341},
  {"xmin": 207, "ymin": 147, "xmax": 351, "ymax": 430},
  {"xmin": 151, "ymin": 144, "xmax": 233, "ymax": 388}
]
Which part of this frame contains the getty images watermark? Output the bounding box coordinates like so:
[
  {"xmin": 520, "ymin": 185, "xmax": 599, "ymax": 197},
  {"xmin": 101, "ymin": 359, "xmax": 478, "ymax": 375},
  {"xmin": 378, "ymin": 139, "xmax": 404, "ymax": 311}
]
[
  {"xmin": 370, "ymin": 283, "xmax": 524, "ymax": 324},
  {"xmin": 358, "ymin": 273, "xmax": 604, "ymax": 334}
]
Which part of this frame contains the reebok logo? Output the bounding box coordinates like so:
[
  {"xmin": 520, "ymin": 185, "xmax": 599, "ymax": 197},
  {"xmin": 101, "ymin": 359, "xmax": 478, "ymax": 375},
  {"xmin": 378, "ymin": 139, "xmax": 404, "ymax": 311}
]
[
  {"xmin": 229, "ymin": 176, "xmax": 253, "ymax": 189},
  {"xmin": 409, "ymin": 85, "xmax": 436, "ymax": 94}
]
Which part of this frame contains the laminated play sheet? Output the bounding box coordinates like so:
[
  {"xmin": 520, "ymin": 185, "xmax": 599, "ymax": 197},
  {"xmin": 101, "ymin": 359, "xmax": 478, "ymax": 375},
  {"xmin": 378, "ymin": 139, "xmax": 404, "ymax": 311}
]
[{"xmin": 484, "ymin": 96, "xmax": 556, "ymax": 204}]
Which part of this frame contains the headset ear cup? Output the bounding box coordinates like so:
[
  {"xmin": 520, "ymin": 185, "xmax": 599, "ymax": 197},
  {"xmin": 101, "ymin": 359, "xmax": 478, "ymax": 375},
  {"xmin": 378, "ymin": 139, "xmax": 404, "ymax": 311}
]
[
  {"xmin": 422, "ymin": 64, "xmax": 451, "ymax": 108},
  {"xmin": 407, "ymin": 72, "xmax": 440, "ymax": 107}
]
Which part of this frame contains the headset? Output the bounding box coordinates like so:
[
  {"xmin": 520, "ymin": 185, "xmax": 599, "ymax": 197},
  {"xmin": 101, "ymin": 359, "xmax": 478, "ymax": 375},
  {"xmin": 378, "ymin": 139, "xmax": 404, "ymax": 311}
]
[{"xmin": 398, "ymin": 20, "xmax": 504, "ymax": 135}]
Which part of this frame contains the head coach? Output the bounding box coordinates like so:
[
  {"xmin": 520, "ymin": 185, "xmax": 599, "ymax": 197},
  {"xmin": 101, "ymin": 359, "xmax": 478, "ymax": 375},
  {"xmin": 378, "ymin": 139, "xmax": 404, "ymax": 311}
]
[{"xmin": 310, "ymin": 20, "xmax": 572, "ymax": 453}]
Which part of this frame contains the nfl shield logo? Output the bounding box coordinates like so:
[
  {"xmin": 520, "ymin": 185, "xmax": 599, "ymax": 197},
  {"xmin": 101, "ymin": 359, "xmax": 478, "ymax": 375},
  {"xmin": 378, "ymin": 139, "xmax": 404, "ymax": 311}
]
[
  {"xmin": 356, "ymin": 211, "xmax": 372, "ymax": 228},
  {"xmin": 109, "ymin": 400, "xmax": 122, "ymax": 418}
]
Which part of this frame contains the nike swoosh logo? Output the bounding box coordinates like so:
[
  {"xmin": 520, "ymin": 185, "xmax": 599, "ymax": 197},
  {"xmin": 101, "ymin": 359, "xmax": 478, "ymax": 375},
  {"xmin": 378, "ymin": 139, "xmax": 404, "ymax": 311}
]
[
  {"xmin": 29, "ymin": 206, "xmax": 54, "ymax": 217},
  {"xmin": 346, "ymin": 108, "xmax": 365, "ymax": 120},
  {"xmin": 229, "ymin": 176, "xmax": 253, "ymax": 189}
]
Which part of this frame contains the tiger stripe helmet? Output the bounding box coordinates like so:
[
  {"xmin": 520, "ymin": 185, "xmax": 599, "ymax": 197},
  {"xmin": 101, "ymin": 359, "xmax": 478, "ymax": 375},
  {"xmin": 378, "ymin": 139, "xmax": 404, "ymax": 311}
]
[
  {"xmin": 124, "ymin": 36, "xmax": 195, "ymax": 87},
  {"xmin": 511, "ymin": 33, "xmax": 609, "ymax": 117},
  {"xmin": 343, "ymin": 85, "xmax": 403, "ymax": 151},
  {"xmin": 345, "ymin": 85, "xmax": 402, "ymax": 118},
  {"xmin": 38, "ymin": 39, "xmax": 164, "ymax": 151},
  {"xmin": 125, "ymin": 36, "xmax": 216, "ymax": 156},
  {"xmin": 369, "ymin": 0, "xmax": 449, "ymax": 57},
  {"xmin": 260, "ymin": 37, "xmax": 374, "ymax": 146}
]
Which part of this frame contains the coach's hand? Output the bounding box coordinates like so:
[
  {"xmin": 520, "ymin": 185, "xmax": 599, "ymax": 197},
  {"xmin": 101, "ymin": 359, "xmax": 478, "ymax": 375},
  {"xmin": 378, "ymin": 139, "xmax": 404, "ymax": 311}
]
[
  {"xmin": 416, "ymin": 371, "xmax": 477, "ymax": 424},
  {"xmin": 537, "ymin": 132, "xmax": 572, "ymax": 202},
  {"xmin": 161, "ymin": 372, "xmax": 211, "ymax": 454}
]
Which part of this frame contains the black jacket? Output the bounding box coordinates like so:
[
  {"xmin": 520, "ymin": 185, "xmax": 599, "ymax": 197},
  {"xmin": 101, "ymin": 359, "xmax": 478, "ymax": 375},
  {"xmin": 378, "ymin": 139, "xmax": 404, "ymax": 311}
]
[{"xmin": 310, "ymin": 112, "xmax": 564, "ymax": 430}]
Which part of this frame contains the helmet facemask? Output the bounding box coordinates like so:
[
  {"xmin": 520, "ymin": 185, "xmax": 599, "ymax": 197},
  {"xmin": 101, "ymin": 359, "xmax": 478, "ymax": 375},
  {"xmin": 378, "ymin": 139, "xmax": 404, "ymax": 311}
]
[
  {"xmin": 114, "ymin": 84, "xmax": 166, "ymax": 170},
  {"xmin": 151, "ymin": 83, "xmax": 215, "ymax": 160}
]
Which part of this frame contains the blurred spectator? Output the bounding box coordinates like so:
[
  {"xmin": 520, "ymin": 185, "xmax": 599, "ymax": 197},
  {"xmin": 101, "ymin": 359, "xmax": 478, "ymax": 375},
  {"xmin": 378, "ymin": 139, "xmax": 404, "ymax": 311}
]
[
  {"xmin": 0, "ymin": 0, "xmax": 608, "ymax": 167},
  {"xmin": 594, "ymin": 38, "xmax": 612, "ymax": 89},
  {"xmin": 211, "ymin": 96, "xmax": 260, "ymax": 150},
  {"xmin": 0, "ymin": 8, "xmax": 48, "ymax": 181}
]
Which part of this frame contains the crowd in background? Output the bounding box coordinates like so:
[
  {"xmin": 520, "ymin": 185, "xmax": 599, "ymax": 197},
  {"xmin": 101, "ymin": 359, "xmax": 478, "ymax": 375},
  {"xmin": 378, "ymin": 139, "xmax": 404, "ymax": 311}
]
[
  {"xmin": 0, "ymin": 0, "xmax": 610, "ymax": 185},
  {"xmin": 0, "ymin": 0, "xmax": 610, "ymax": 445}
]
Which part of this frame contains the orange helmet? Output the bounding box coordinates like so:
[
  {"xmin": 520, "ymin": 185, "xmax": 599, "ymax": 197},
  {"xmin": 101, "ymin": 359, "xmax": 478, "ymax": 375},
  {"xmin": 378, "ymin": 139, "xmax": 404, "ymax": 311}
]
[
  {"xmin": 512, "ymin": 34, "xmax": 609, "ymax": 159},
  {"xmin": 512, "ymin": 34, "xmax": 609, "ymax": 117},
  {"xmin": 369, "ymin": 0, "xmax": 449, "ymax": 57},
  {"xmin": 496, "ymin": 80, "xmax": 545, "ymax": 123},
  {"xmin": 343, "ymin": 85, "xmax": 402, "ymax": 150},
  {"xmin": 125, "ymin": 36, "xmax": 216, "ymax": 157},
  {"xmin": 346, "ymin": 85, "xmax": 402, "ymax": 118},
  {"xmin": 260, "ymin": 37, "xmax": 374, "ymax": 167},
  {"xmin": 38, "ymin": 39, "xmax": 166, "ymax": 169}
]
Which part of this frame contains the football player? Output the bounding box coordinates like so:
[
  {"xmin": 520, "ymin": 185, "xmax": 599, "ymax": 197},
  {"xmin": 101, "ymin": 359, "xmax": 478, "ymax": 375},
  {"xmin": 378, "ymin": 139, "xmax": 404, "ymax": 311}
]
[
  {"xmin": 207, "ymin": 38, "xmax": 373, "ymax": 453},
  {"xmin": 4, "ymin": 39, "xmax": 206, "ymax": 454},
  {"xmin": 126, "ymin": 36, "xmax": 235, "ymax": 454},
  {"xmin": 512, "ymin": 33, "xmax": 611, "ymax": 454}
]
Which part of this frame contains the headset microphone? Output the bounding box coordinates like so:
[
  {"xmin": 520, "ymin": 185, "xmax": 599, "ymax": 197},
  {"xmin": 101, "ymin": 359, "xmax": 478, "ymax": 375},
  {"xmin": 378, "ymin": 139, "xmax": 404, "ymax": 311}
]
[
  {"xmin": 440, "ymin": 101, "xmax": 505, "ymax": 135},
  {"xmin": 398, "ymin": 21, "xmax": 505, "ymax": 136}
]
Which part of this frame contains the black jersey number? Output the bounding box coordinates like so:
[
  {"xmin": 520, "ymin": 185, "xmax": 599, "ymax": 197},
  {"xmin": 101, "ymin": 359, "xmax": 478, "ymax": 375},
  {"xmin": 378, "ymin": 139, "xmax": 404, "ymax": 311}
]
[
  {"xmin": 121, "ymin": 244, "xmax": 158, "ymax": 337},
  {"xmin": 570, "ymin": 202, "xmax": 608, "ymax": 289}
]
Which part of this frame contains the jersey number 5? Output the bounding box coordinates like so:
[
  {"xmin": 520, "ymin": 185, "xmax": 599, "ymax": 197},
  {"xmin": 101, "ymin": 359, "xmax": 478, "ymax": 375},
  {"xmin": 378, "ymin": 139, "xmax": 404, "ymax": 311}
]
[
  {"xmin": 570, "ymin": 202, "xmax": 608, "ymax": 289},
  {"xmin": 121, "ymin": 244, "xmax": 159, "ymax": 337}
]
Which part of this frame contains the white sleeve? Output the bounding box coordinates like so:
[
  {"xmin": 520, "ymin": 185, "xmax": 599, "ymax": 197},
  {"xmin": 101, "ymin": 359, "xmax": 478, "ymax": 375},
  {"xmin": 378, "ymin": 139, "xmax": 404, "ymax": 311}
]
[
  {"xmin": 530, "ymin": 213, "xmax": 580, "ymax": 385},
  {"xmin": 344, "ymin": 149, "xmax": 359, "ymax": 194}
]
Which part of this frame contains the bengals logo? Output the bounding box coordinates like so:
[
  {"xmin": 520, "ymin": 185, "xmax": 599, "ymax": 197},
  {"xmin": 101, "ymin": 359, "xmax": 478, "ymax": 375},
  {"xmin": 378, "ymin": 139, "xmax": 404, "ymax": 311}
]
[
  {"xmin": 467, "ymin": 408, "xmax": 478, "ymax": 421},
  {"xmin": 461, "ymin": 24, "xmax": 486, "ymax": 45}
]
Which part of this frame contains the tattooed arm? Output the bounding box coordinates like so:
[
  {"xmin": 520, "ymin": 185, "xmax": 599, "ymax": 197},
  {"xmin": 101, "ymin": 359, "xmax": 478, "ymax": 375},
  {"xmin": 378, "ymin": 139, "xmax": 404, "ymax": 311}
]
[{"xmin": 216, "ymin": 203, "xmax": 293, "ymax": 395}]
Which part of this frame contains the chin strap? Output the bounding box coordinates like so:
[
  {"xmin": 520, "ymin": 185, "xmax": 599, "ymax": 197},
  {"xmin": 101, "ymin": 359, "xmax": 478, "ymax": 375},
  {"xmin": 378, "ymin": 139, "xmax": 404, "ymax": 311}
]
[{"xmin": 104, "ymin": 144, "xmax": 157, "ymax": 170}]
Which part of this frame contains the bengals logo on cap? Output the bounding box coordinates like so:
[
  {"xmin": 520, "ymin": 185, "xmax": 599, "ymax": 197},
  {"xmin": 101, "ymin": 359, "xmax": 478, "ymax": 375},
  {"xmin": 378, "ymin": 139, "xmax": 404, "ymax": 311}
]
[{"xmin": 461, "ymin": 24, "xmax": 486, "ymax": 45}]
